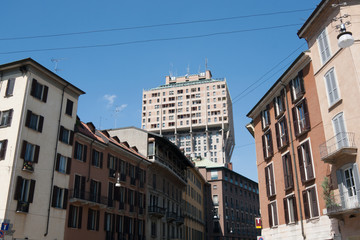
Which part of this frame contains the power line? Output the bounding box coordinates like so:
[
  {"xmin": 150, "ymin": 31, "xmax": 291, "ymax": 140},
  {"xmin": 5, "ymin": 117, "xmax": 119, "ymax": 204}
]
[
  {"xmin": 0, "ymin": 23, "xmax": 303, "ymax": 55},
  {"xmin": 0, "ymin": 8, "xmax": 313, "ymax": 41}
]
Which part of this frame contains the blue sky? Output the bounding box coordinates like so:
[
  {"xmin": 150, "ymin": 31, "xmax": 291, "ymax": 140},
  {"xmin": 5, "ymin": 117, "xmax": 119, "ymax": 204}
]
[{"xmin": 1, "ymin": 0, "xmax": 320, "ymax": 181}]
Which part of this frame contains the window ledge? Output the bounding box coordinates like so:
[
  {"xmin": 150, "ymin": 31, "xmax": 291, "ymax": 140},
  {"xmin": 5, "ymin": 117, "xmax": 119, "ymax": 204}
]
[{"xmin": 328, "ymin": 99, "xmax": 342, "ymax": 112}]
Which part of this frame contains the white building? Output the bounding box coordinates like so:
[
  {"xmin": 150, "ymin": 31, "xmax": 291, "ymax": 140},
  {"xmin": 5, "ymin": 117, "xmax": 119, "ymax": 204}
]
[
  {"xmin": 141, "ymin": 70, "xmax": 235, "ymax": 167},
  {"xmin": 0, "ymin": 58, "xmax": 84, "ymax": 240}
]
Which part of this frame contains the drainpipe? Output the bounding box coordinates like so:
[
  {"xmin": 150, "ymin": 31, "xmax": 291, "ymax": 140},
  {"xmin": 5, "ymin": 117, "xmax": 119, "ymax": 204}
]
[
  {"xmin": 44, "ymin": 83, "xmax": 69, "ymax": 236},
  {"xmin": 281, "ymin": 82, "xmax": 306, "ymax": 239}
]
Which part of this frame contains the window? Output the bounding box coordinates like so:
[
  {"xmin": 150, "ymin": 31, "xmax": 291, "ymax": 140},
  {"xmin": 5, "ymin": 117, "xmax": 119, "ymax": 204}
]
[
  {"xmin": 262, "ymin": 130, "xmax": 273, "ymax": 159},
  {"xmin": 265, "ymin": 163, "xmax": 275, "ymax": 197},
  {"xmin": 284, "ymin": 195, "xmax": 297, "ymax": 224},
  {"xmin": 317, "ymin": 28, "xmax": 331, "ymax": 64},
  {"xmin": 324, "ymin": 68, "xmax": 340, "ymax": 106},
  {"xmin": 298, "ymin": 140, "xmax": 314, "ymax": 182},
  {"xmin": 20, "ymin": 141, "xmax": 40, "ymax": 169},
  {"xmin": 56, "ymin": 153, "xmax": 71, "ymax": 174},
  {"xmin": 0, "ymin": 109, "xmax": 13, "ymax": 127},
  {"xmin": 92, "ymin": 149, "xmax": 103, "ymax": 168},
  {"xmin": 107, "ymin": 154, "xmax": 117, "ymax": 178},
  {"xmin": 74, "ymin": 142, "xmax": 87, "ymax": 162},
  {"xmin": 116, "ymin": 215, "xmax": 123, "ymax": 233},
  {"xmin": 292, "ymin": 99, "xmax": 310, "ymax": 137},
  {"xmin": 336, "ymin": 163, "xmax": 360, "ymax": 210},
  {"xmin": 274, "ymin": 90, "xmax": 285, "ymax": 118},
  {"xmin": 90, "ymin": 180, "xmax": 101, "ymax": 203},
  {"xmin": 68, "ymin": 205, "xmax": 82, "ymax": 228},
  {"xmin": 302, "ymin": 186, "xmax": 319, "ymax": 219},
  {"xmin": 275, "ymin": 117, "xmax": 288, "ymax": 149},
  {"xmin": 104, "ymin": 213, "xmax": 115, "ymax": 233},
  {"xmin": 211, "ymin": 171, "xmax": 218, "ymax": 180},
  {"xmin": 25, "ymin": 110, "xmax": 44, "ymax": 132},
  {"xmin": 213, "ymin": 195, "xmax": 219, "ymax": 206},
  {"xmin": 73, "ymin": 175, "xmax": 86, "ymax": 199},
  {"xmin": 289, "ymin": 71, "xmax": 305, "ymax": 102},
  {"xmin": 0, "ymin": 139, "xmax": 8, "ymax": 160},
  {"xmin": 5, "ymin": 78, "xmax": 15, "ymax": 96},
  {"xmin": 52, "ymin": 186, "xmax": 68, "ymax": 209},
  {"xmin": 332, "ymin": 112, "xmax": 348, "ymax": 149},
  {"xmin": 59, "ymin": 126, "xmax": 73, "ymax": 145},
  {"xmin": 268, "ymin": 201, "xmax": 278, "ymax": 227},
  {"xmin": 65, "ymin": 99, "xmax": 74, "ymax": 116},
  {"xmin": 151, "ymin": 221, "xmax": 156, "ymax": 237},
  {"xmin": 14, "ymin": 176, "xmax": 36, "ymax": 213},
  {"xmin": 282, "ymin": 153, "xmax": 294, "ymax": 190},
  {"xmin": 87, "ymin": 208, "xmax": 100, "ymax": 231},
  {"xmin": 30, "ymin": 79, "xmax": 48, "ymax": 102},
  {"xmin": 261, "ymin": 105, "xmax": 271, "ymax": 130}
]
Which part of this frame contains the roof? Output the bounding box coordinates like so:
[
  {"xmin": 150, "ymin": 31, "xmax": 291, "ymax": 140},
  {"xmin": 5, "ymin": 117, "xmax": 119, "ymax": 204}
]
[
  {"xmin": 297, "ymin": 0, "xmax": 329, "ymax": 38},
  {"xmin": 246, "ymin": 52, "xmax": 309, "ymax": 118},
  {"xmin": 0, "ymin": 58, "xmax": 85, "ymax": 95},
  {"xmin": 145, "ymin": 78, "xmax": 225, "ymax": 91}
]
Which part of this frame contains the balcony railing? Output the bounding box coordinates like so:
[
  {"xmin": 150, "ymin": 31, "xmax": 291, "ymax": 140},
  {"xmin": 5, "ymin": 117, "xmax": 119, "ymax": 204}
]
[
  {"xmin": 294, "ymin": 113, "xmax": 310, "ymax": 137},
  {"xmin": 166, "ymin": 212, "xmax": 177, "ymax": 222},
  {"xmin": 319, "ymin": 132, "xmax": 357, "ymax": 163},
  {"xmin": 326, "ymin": 190, "xmax": 360, "ymax": 217},
  {"xmin": 148, "ymin": 206, "xmax": 165, "ymax": 218},
  {"xmin": 69, "ymin": 189, "xmax": 108, "ymax": 206},
  {"xmin": 22, "ymin": 161, "xmax": 34, "ymax": 172},
  {"xmin": 175, "ymin": 215, "xmax": 184, "ymax": 225},
  {"xmin": 16, "ymin": 201, "xmax": 29, "ymax": 213}
]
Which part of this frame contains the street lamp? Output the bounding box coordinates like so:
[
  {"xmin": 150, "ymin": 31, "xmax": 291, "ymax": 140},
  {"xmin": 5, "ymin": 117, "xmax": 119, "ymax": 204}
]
[
  {"xmin": 337, "ymin": 22, "xmax": 354, "ymax": 48},
  {"xmin": 115, "ymin": 172, "xmax": 121, "ymax": 187}
]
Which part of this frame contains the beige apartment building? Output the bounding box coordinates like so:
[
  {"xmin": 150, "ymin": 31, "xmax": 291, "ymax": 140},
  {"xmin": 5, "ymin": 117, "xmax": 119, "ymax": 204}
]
[
  {"xmin": 0, "ymin": 58, "xmax": 84, "ymax": 240},
  {"xmin": 298, "ymin": 0, "xmax": 360, "ymax": 239},
  {"xmin": 247, "ymin": 52, "xmax": 334, "ymax": 239},
  {"xmin": 141, "ymin": 70, "xmax": 235, "ymax": 166}
]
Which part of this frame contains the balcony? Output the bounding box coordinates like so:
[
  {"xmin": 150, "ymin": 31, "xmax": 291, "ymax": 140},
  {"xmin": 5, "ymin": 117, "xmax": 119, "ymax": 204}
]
[
  {"xmin": 16, "ymin": 201, "xmax": 29, "ymax": 213},
  {"xmin": 326, "ymin": 190, "xmax": 360, "ymax": 218},
  {"xmin": 175, "ymin": 215, "xmax": 184, "ymax": 225},
  {"xmin": 166, "ymin": 211, "xmax": 177, "ymax": 222},
  {"xmin": 22, "ymin": 161, "xmax": 34, "ymax": 172},
  {"xmin": 320, "ymin": 132, "xmax": 357, "ymax": 163},
  {"xmin": 148, "ymin": 206, "xmax": 165, "ymax": 218},
  {"xmin": 69, "ymin": 189, "xmax": 108, "ymax": 207}
]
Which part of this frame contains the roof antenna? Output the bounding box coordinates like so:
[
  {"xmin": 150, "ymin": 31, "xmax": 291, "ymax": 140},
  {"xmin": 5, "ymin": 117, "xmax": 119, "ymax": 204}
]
[
  {"xmin": 51, "ymin": 58, "xmax": 66, "ymax": 73},
  {"xmin": 205, "ymin": 58, "xmax": 208, "ymax": 71}
]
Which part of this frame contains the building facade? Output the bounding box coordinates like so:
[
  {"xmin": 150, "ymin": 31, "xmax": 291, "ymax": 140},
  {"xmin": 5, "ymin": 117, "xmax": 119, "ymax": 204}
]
[
  {"xmin": 199, "ymin": 165, "xmax": 260, "ymax": 240},
  {"xmin": 141, "ymin": 70, "xmax": 235, "ymax": 166},
  {"xmin": 247, "ymin": 52, "xmax": 336, "ymax": 239},
  {"xmin": 64, "ymin": 121, "xmax": 149, "ymax": 240},
  {"xmin": 298, "ymin": 0, "xmax": 360, "ymax": 239},
  {"xmin": 183, "ymin": 165, "xmax": 207, "ymax": 240},
  {"xmin": 107, "ymin": 127, "xmax": 193, "ymax": 240},
  {"xmin": 0, "ymin": 58, "xmax": 84, "ymax": 240}
]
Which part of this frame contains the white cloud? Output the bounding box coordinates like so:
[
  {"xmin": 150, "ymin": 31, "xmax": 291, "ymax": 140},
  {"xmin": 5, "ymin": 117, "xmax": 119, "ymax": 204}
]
[
  {"xmin": 115, "ymin": 104, "xmax": 128, "ymax": 112},
  {"xmin": 103, "ymin": 94, "xmax": 116, "ymax": 107}
]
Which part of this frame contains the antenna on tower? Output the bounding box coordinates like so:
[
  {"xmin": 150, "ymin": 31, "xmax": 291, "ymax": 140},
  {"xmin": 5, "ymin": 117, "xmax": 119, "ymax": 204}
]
[
  {"xmin": 51, "ymin": 58, "xmax": 66, "ymax": 73},
  {"xmin": 205, "ymin": 58, "xmax": 208, "ymax": 71}
]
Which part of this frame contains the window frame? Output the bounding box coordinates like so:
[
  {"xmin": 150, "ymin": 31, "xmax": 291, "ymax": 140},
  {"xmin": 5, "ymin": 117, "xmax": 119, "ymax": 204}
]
[
  {"xmin": 52, "ymin": 186, "xmax": 68, "ymax": 209},
  {"xmin": 74, "ymin": 141, "xmax": 87, "ymax": 162},
  {"xmin": 68, "ymin": 205, "xmax": 82, "ymax": 228},
  {"xmin": 324, "ymin": 68, "xmax": 340, "ymax": 107},
  {"xmin": 282, "ymin": 152, "xmax": 294, "ymax": 190},
  {"xmin": 268, "ymin": 201, "xmax": 278, "ymax": 228},
  {"xmin": 0, "ymin": 109, "xmax": 14, "ymax": 127},
  {"xmin": 30, "ymin": 79, "xmax": 48, "ymax": 103},
  {"xmin": 261, "ymin": 105, "xmax": 271, "ymax": 130},
  {"xmin": 91, "ymin": 149, "xmax": 103, "ymax": 168},
  {"xmin": 59, "ymin": 126, "xmax": 74, "ymax": 145},
  {"xmin": 302, "ymin": 185, "xmax": 319, "ymax": 219},
  {"xmin": 273, "ymin": 90, "xmax": 285, "ymax": 118},
  {"xmin": 262, "ymin": 130, "xmax": 273, "ymax": 160},
  {"xmin": 65, "ymin": 99, "xmax": 74, "ymax": 116},
  {"xmin": 292, "ymin": 98, "xmax": 310, "ymax": 137},
  {"xmin": 283, "ymin": 194, "xmax": 298, "ymax": 224},
  {"xmin": 56, "ymin": 153, "xmax": 71, "ymax": 174},
  {"xmin": 265, "ymin": 163, "xmax": 276, "ymax": 197},
  {"xmin": 87, "ymin": 208, "xmax": 100, "ymax": 231},
  {"xmin": 275, "ymin": 117, "xmax": 289, "ymax": 149},
  {"xmin": 298, "ymin": 139, "xmax": 315, "ymax": 182},
  {"xmin": 5, "ymin": 78, "xmax": 15, "ymax": 97}
]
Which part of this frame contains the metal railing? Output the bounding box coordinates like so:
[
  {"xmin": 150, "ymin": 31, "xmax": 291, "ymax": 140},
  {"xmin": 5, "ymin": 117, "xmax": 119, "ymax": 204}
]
[
  {"xmin": 148, "ymin": 206, "xmax": 165, "ymax": 216},
  {"xmin": 69, "ymin": 189, "xmax": 108, "ymax": 205},
  {"xmin": 319, "ymin": 132, "xmax": 356, "ymax": 160},
  {"xmin": 327, "ymin": 189, "xmax": 360, "ymax": 215}
]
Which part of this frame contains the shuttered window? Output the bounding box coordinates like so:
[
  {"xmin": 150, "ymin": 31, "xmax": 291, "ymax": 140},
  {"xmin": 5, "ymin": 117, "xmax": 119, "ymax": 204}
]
[
  {"xmin": 298, "ymin": 140, "xmax": 314, "ymax": 182},
  {"xmin": 14, "ymin": 176, "xmax": 36, "ymax": 212},
  {"xmin": 317, "ymin": 29, "xmax": 331, "ymax": 64},
  {"xmin": 292, "ymin": 99, "xmax": 310, "ymax": 137},
  {"xmin": 52, "ymin": 186, "xmax": 68, "ymax": 209},
  {"xmin": 0, "ymin": 139, "xmax": 8, "ymax": 160},
  {"xmin": 55, "ymin": 153, "xmax": 71, "ymax": 174},
  {"xmin": 92, "ymin": 149, "xmax": 103, "ymax": 168},
  {"xmin": 5, "ymin": 78, "xmax": 15, "ymax": 97},
  {"xmin": 268, "ymin": 201, "xmax": 278, "ymax": 227},
  {"xmin": 275, "ymin": 117, "xmax": 289, "ymax": 149},
  {"xmin": 68, "ymin": 205, "xmax": 82, "ymax": 228},
  {"xmin": 261, "ymin": 105, "xmax": 271, "ymax": 130},
  {"xmin": 302, "ymin": 186, "xmax": 319, "ymax": 219},
  {"xmin": 30, "ymin": 79, "xmax": 48, "ymax": 102},
  {"xmin": 74, "ymin": 141, "xmax": 87, "ymax": 162},
  {"xmin": 25, "ymin": 110, "xmax": 44, "ymax": 132},
  {"xmin": 0, "ymin": 109, "xmax": 13, "ymax": 127},
  {"xmin": 262, "ymin": 130, "xmax": 273, "ymax": 159},
  {"xmin": 59, "ymin": 126, "xmax": 74, "ymax": 145},
  {"xmin": 87, "ymin": 208, "xmax": 100, "ymax": 231},
  {"xmin": 289, "ymin": 71, "xmax": 305, "ymax": 103},
  {"xmin": 283, "ymin": 195, "xmax": 298, "ymax": 224},
  {"xmin": 324, "ymin": 68, "xmax": 340, "ymax": 106},
  {"xmin": 265, "ymin": 163, "xmax": 276, "ymax": 197},
  {"xmin": 274, "ymin": 90, "xmax": 285, "ymax": 118},
  {"xmin": 282, "ymin": 153, "xmax": 294, "ymax": 190}
]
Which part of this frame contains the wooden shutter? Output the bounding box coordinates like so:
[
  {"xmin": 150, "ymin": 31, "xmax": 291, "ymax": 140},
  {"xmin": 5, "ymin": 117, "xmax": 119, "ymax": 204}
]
[
  {"xmin": 269, "ymin": 164, "xmax": 275, "ymax": 196},
  {"xmin": 275, "ymin": 122, "xmax": 280, "ymax": 149},
  {"xmin": 107, "ymin": 154, "xmax": 110, "ymax": 169},
  {"xmin": 262, "ymin": 135, "xmax": 266, "ymax": 159},
  {"xmin": 14, "ymin": 176, "xmax": 23, "ymax": 200},
  {"xmin": 68, "ymin": 205, "xmax": 74, "ymax": 227},
  {"xmin": 284, "ymin": 118, "xmax": 289, "ymax": 145},
  {"xmin": 289, "ymin": 80, "xmax": 294, "ymax": 103},
  {"xmin": 74, "ymin": 142, "xmax": 79, "ymax": 159},
  {"xmin": 42, "ymin": 86, "xmax": 48, "ymax": 103},
  {"xmin": 283, "ymin": 198, "xmax": 289, "ymax": 224},
  {"xmin": 281, "ymin": 89, "xmax": 285, "ymax": 112},
  {"xmin": 310, "ymin": 187, "xmax": 319, "ymax": 217},
  {"xmin": 282, "ymin": 155, "xmax": 289, "ymax": 189},
  {"xmin": 273, "ymin": 98, "xmax": 278, "ymax": 116},
  {"xmin": 21, "ymin": 141, "xmax": 27, "ymax": 159},
  {"xmin": 25, "ymin": 110, "xmax": 32, "ymax": 127},
  {"xmin": 298, "ymin": 145, "xmax": 305, "ymax": 182},
  {"xmin": 59, "ymin": 126, "xmax": 64, "ymax": 141},
  {"xmin": 266, "ymin": 105, "xmax": 271, "ymax": 125},
  {"xmin": 287, "ymin": 154, "xmax": 293, "ymax": 189},
  {"xmin": 268, "ymin": 131, "xmax": 273, "ymax": 157},
  {"xmin": 304, "ymin": 141, "xmax": 314, "ymax": 180},
  {"xmin": 265, "ymin": 166, "xmax": 270, "ymax": 197},
  {"xmin": 81, "ymin": 176, "xmax": 86, "ymax": 198},
  {"xmin": 69, "ymin": 131, "xmax": 74, "ymax": 145},
  {"xmin": 55, "ymin": 154, "xmax": 61, "ymax": 171},
  {"xmin": 260, "ymin": 111, "xmax": 264, "ymax": 130},
  {"xmin": 116, "ymin": 215, "xmax": 120, "ymax": 232},
  {"xmin": 298, "ymin": 70, "xmax": 305, "ymax": 94},
  {"xmin": 0, "ymin": 140, "xmax": 7, "ymax": 159},
  {"xmin": 83, "ymin": 145, "xmax": 87, "ymax": 162},
  {"xmin": 292, "ymin": 196, "xmax": 298, "ymax": 222},
  {"xmin": 52, "ymin": 186, "xmax": 58, "ymax": 207},
  {"xmin": 63, "ymin": 189, "xmax": 68, "ymax": 209},
  {"xmin": 292, "ymin": 107, "xmax": 299, "ymax": 137},
  {"xmin": 353, "ymin": 164, "xmax": 360, "ymax": 192},
  {"xmin": 96, "ymin": 210, "xmax": 100, "ymax": 231},
  {"xmin": 98, "ymin": 182, "xmax": 102, "ymax": 203},
  {"xmin": 104, "ymin": 212, "xmax": 108, "ymax": 231},
  {"xmin": 87, "ymin": 209, "xmax": 92, "ymax": 230},
  {"xmin": 92, "ymin": 150, "xmax": 95, "ymax": 166},
  {"xmin": 30, "ymin": 79, "xmax": 37, "ymax": 97},
  {"xmin": 66, "ymin": 157, "xmax": 71, "ymax": 174},
  {"xmin": 268, "ymin": 204, "xmax": 273, "ymax": 227},
  {"xmin": 78, "ymin": 207, "xmax": 83, "ymax": 228},
  {"xmin": 33, "ymin": 145, "xmax": 40, "ymax": 163},
  {"xmin": 38, "ymin": 116, "xmax": 44, "ymax": 132},
  {"xmin": 302, "ymin": 190, "xmax": 310, "ymax": 219},
  {"xmin": 303, "ymin": 99, "xmax": 310, "ymax": 130},
  {"xmin": 100, "ymin": 152, "xmax": 103, "ymax": 168},
  {"xmin": 7, "ymin": 109, "xmax": 13, "ymax": 126},
  {"xmin": 28, "ymin": 179, "xmax": 36, "ymax": 203}
]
